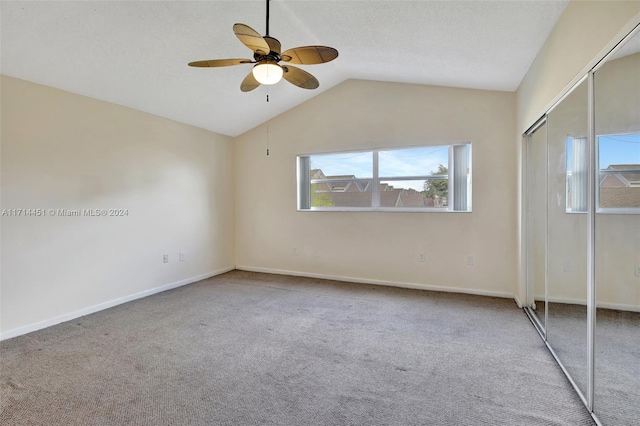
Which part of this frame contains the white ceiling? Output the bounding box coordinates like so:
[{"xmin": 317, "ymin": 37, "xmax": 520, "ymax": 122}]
[{"xmin": 1, "ymin": 1, "xmax": 568, "ymax": 137}]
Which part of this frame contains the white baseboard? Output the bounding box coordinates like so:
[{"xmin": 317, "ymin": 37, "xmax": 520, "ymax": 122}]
[
  {"xmin": 534, "ymin": 294, "xmax": 640, "ymax": 312},
  {"xmin": 235, "ymin": 265, "xmax": 514, "ymax": 299},
  {"xmin": 596, "ymin": 302, "xmax": 640, "ymax": 312},
  {"xmin": 514, "ymin": 294, "xmax": 523, "ymax": 308},
  {"xmin": 0, "ymin": 266, "xmax": 235, "ymax": 341}
]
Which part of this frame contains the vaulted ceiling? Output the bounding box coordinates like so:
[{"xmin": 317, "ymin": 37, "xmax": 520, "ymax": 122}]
[{"xmin": 1, "ymin": 1, "xmax": 568, "ymax": 137}]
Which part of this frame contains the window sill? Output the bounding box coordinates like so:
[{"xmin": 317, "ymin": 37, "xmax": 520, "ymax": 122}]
[{"xmin": 298, "ymin": 207, "xmax": 472, "ymax": 213}]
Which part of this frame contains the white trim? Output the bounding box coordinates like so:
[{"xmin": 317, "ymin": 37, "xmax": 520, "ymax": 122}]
[
  {"xmin": 520, "ymin": 131, "xmax": 534, "ymax": 309},
  {"xmin": 592, "ymin": 22, "xmax": 640, "ymax": 73},
  {"xmin": 525, "ymin": 116, "xmax": 547, "ymax": 136},
  {"xmin": 299, "ymin": 207, "xmax": 470, "ymax": 213},
  {"xmin": 372, "ymin": 150, "xmax": 380, "ymax": 207},
  {"xmin": 587, "ymin": 71, "xmax": 596, "ymax": 410},
  {"xmin": 513, "ymin": 294, "xmax": 523, "ymax": 309},
  {"xmin": 299, "ymin": 143, "xmax": 472, "ymax": 213},
  {"xmin": 597, "ymin": 208, "xmax": 640, "ymax": 215},
  {"xmin": 235, "ymin": 265, "xmax": 513, "ymax": 299},
  {"xmin": 297, "ymin": 142, "xmax": 470, "ymax": 158},
  {"xmin": 534, "ymin": 294, "xmax": 640, "ymax": 313},
  {"xmin": 0, "ymin": 266, "xmax": 235, "ymax": 341}
]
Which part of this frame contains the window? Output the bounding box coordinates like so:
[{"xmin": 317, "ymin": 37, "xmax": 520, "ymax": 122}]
[
  {"xmin": 566, "ymin": 137, "xmax": 588, "ymax": 213},
  {"xmin": 598, "ymin": 133, "xmax": 640, "ymax": 212},
  {"xmin": 297, "ymin": 144, "xmax": 472, "ymax": 211},
  {"xmin": 565, "ymin": 133, "xmax": 640, "ymax": 213}
]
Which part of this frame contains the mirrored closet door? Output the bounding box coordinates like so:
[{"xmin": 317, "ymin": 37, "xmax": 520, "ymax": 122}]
[
  {"xmin": 593, "ymin": 29, "xmax": 640, "ymax": 426},
  {"xmin": 546, "ymin": 78, "xmax": 589, "ymax": 400},
  {"xmin": 524, "ymin": 24, "xmax": 639, "ymax": 426},
  {"xmin": 525, "ymin": 121, "xmax": 547, "ymax": 333}
]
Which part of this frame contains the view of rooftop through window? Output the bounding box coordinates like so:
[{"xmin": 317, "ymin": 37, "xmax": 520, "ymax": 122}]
[
  {"xmin": 299, "ymin": 144, "xmax": 471, "ymax": 211},
  {"xmin": 310, "ymin": 146, "xmax": 449, "ymax": 192},
  {"xmin": 566, "ymin": 133, "xmax": 640, "ymax": 211},
  {"xmin": 310, "ymin": 151, "xmax": 373, "ymax": 179}
]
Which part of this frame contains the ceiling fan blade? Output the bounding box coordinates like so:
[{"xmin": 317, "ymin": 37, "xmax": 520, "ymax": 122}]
[
  {"xmin": 233, "ymin": 23, "xmax": 270, "ymax": 55},
  {"xmin": 281, "ymin": 46, "xmax": 338, "ymax": 65},
  {"xmin": 188, "ymin": 58, "xmax": 253, "ymax": 68},
  {"xmin": 282, "ymin": 65, "xmax": 319, "ymax": 90},
  {"xmin": 240, "ymin": 72, "xmax": 261, "ymax": 92}
]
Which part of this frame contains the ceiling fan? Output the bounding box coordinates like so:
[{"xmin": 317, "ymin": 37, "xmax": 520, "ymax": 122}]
[{"xmin": 188, "ymin": 0, "xmax": 338, "ymax": 92}]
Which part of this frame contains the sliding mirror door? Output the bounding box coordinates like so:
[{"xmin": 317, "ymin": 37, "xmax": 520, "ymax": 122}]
[
  {"xmin": 546, "ymin": 79, "xmax": 589, "ymax": 399},
  {"xmin": 593, "ymin": 29, "xmax": 640, "ymax": 425},
  {"xmin": 526, "ymin": 121, "xmax": 547, "ymax": 332}
]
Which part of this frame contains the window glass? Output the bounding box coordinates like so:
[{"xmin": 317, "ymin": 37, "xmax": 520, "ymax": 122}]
[
  {"xmin": 310, "ymin": 152, "xmax": 372, "ymax": 178},
  {"xmin": 380, "ymin": 180, "xmax": 447, "ymax": 208},
  {"xmin": 308, "ymin": 152, "xmax": 373, "ymax": 208},
  {"xmin": 300, "ymin": 144, "xmax": 471, "ymax": 211},
  {"xmin": 379, "ymin": 146, "xmax": 448, "ymax": 177},
  {"xmin": 598, "ymin": 133, "xmax": 640, "ymax": 210}
]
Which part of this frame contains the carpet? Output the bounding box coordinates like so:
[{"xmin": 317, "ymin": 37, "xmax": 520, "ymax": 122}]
[{"xmin": 1, "ymin": 271, "xmax": 595, "ymax": 425}]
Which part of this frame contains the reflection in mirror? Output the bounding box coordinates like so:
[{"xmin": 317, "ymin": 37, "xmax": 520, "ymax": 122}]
[
  {"xmin": 593, "ymin": 28, "xmax": 640, "ymax": 426},
  {"xmin": 526, "ymin": 123, "xmax": 547, "ymax": 330},
  {"xmin": 546, "ymin": 79, "xmax": 589, "ymax": 398}
]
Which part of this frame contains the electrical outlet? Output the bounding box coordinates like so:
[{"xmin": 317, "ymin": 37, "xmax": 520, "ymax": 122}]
[
  {"xmin": 635, "ymin": 264, "xmax": 640, "ymax": 277},
  {"xmin": 466, "ymin": 256, "xmax": 474, "ymax": 266},
  {"xmin": 292, "ymin": 247, "xmax": 298, "ymax": 256},
  {"xmin": 418, "ymin": 253, "xmax": 425, "ymax": 262},
  {"xmin": 162, "ymin": 254, "xmax": 169, "ymax": 263}
]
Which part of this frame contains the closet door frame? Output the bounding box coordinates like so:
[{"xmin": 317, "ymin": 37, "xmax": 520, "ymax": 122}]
[{"xmin": 521, "ymin": 22, "xmax": 640, "ymax": 426}]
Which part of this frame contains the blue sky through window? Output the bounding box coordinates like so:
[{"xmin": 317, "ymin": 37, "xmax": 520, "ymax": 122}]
[
  {"xmin": 310, "ymin": 146, "xmax": 452, "ymax": 192},
  {"xmin": 379, "ymin": 146, "xmax": 448, "ymax": 177},
  {"xmin": 566, "ymin": 133, "xmax": 639, "ymax": 172},
  {"xmin": 598, "ymin": 133, "xmax": 640, "ymax": 169},
  {"xmin": 310, "ymin": 146, "xmax": 450, "ymax": 189},
  {"xmin": 310, "ymin": 151, "xmax": 373, "ymax": 178}
]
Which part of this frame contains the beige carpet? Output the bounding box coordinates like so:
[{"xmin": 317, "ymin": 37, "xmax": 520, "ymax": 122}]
[{"xmin": 1, "ymin": 271, "xmax": 595, "ymax": 425}]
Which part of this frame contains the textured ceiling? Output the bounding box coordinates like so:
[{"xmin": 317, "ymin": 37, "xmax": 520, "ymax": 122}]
[{"xmin": 1, "ymin": 1, "xmax": 568, "ymax": 137}]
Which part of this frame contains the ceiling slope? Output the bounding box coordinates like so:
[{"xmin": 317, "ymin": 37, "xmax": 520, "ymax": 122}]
[{"xmin": 1, "ymin": 1, "xmax": 568, "ymax": 137}]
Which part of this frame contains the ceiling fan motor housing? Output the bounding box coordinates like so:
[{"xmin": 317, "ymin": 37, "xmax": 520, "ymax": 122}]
[{"xmin": 255, "ymin": 36, "xmax": 282, "ymax": 62}]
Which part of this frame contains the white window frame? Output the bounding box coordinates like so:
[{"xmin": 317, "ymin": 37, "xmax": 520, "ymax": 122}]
[
  {"xmin": 596, "ymin": 133, "xmax": 640, "ymax": 215},
  {"xmin": 565, "ymin": 133, "xmax": 640, "ymax": 214},
  {"xmin": 566, "ymin": 136, "xmax": 588, "ymax": 214},
  {"xmin": 297, "ymin": 143, "xmax": 472, "ymax": 213}
]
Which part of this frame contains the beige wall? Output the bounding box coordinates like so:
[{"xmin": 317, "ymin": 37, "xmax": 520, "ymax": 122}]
[
  {"xmin": 0, "ymin": 76, "xmax": 235, "ymax": 337},
  {"xmin": 516, "ymin": 1, "xmax": 640, "ymax": 309},
  {"xmin": 235, "ymin": 79, "xmax": 517, "ymax": 297},
  {"xmin": 517, "ymin": 1, "xmax": 640, "ymax": 133},
  {"xmin": 543, "ymin": 51, "xmax": 640, "ymax": 310},
  {"xmin": 594, "ymin": 51, "xmax": 640, "ymax": 309}
]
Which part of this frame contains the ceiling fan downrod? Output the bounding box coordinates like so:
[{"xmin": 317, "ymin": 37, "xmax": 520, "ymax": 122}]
[{"xmin": 265, "ymin": 0, "xmax": 270, "ymax": 37}]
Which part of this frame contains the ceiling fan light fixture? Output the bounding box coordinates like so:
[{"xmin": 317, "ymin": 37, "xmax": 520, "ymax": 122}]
[
  {"xmin": 252, "ymin": 60, "xmax": 283, "ymax": 85},
  {"xmin": 188, "ymin": 0, "xmax": 337, "ymax": 91}
]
